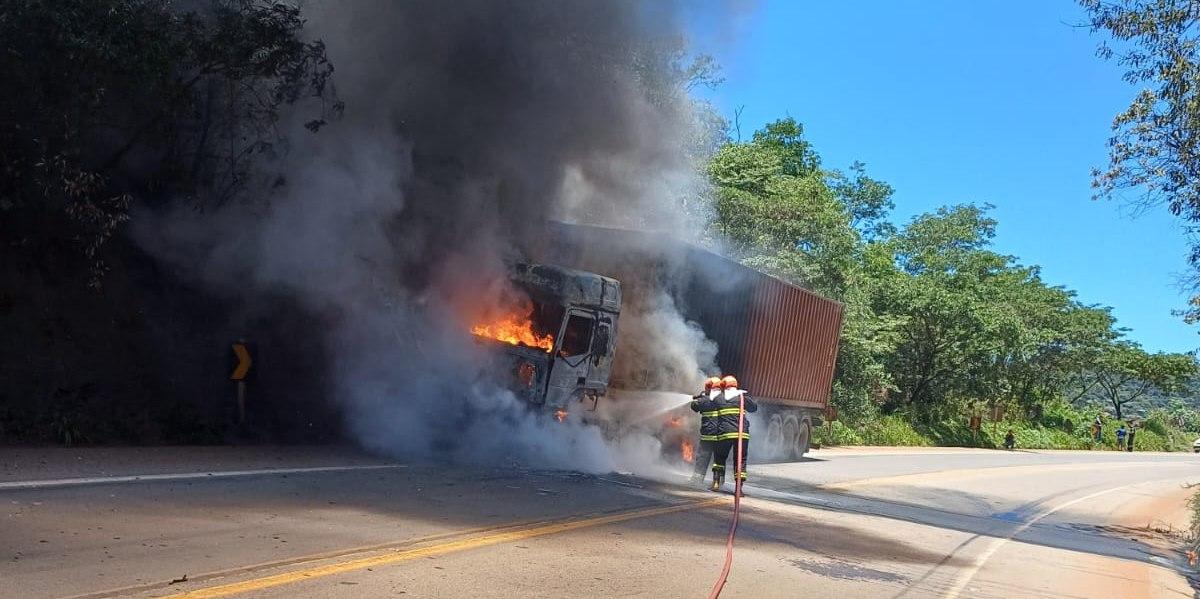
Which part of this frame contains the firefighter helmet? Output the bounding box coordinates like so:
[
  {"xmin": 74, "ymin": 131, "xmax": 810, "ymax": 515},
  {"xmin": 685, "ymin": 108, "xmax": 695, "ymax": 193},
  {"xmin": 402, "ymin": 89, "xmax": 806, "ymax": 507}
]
[
  {"xmin": 721, "ymin": 375, "xmax": 739, "ymax": 389},
  {"xmin": 704, "ymin": 376, "xmax": 722, "ymax": 390}
]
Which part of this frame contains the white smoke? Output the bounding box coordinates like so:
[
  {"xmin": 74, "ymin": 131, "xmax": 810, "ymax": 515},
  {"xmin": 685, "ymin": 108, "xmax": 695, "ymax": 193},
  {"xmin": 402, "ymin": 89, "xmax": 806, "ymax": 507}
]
[{"xmin": 613, "ymin": 291, "xmax": 719, "ymax": 393}]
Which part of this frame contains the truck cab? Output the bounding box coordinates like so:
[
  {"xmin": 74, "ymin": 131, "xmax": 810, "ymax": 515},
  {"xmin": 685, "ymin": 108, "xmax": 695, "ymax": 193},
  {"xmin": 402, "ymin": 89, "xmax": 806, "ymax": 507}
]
[{"xmin": 474, "ymin": 264, "xmax": 621, "ymax": 410}]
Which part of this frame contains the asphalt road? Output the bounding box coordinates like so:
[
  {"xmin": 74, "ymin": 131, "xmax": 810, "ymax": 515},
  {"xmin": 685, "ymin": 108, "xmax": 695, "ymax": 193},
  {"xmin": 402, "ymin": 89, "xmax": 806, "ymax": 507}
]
[{"xmin": 2, "ymin": 445, "xmax": 1199, "ymax": 598}]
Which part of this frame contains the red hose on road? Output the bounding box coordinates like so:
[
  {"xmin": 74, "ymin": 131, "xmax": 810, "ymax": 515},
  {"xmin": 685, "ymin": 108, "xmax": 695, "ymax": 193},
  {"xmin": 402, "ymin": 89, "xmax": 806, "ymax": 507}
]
[{"xmin": 706, "ymin": 391, "xmax": 745, "ymax": 599}]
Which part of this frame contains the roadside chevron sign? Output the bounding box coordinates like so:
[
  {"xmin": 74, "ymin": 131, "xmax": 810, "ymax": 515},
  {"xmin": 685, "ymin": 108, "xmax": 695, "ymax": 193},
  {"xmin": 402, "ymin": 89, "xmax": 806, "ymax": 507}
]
[{"xmin": 231, "ymin": 343, "xmax": 252, "ymax": 381}]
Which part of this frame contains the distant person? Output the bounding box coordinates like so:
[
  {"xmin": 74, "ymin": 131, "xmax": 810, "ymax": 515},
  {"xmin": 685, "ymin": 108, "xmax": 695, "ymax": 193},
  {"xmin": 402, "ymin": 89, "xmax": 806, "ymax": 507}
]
[
  {"xmin": 1092, "ymin": 415, "xmax": 1103, "ymax": 443},
  {"xmin": 689, "ymin": 377, "xmax": 723, "ymax": 485},
  {"xmin": 1116, "ymin": 424, "xmax": 1127, "ymax": 450},
  {"xmin": 1127, "ymin": 426, "xmax": 1136, "ymax": 452},
  {"xmin": 1004, "ymin": 429, "xmax": 1015, "ymax": 451}
]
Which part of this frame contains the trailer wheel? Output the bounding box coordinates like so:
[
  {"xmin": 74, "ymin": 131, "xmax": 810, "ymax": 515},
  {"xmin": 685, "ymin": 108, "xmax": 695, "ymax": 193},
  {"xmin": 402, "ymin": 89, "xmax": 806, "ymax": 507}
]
[
  {"xmin": 781, "ymin": 415, "xmax": 799, "ymax": 462},
  {"xmin": 793, "ymin": 418, "xmax": 812, "ymax": 459},
  {"xmin": 764, "ymin": 413, "xmax": 786, "ymax": 460}
]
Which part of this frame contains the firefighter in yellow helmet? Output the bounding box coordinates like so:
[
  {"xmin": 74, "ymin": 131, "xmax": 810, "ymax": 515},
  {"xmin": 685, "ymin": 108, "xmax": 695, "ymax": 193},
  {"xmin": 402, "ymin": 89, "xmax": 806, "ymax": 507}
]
[
  {"xmin": 688, "ymin": 376, "xmax": 724, "ymax": 485},
  {"xmin": 707, "ymin": 375, "xmax": 757, "ymax": 492}
]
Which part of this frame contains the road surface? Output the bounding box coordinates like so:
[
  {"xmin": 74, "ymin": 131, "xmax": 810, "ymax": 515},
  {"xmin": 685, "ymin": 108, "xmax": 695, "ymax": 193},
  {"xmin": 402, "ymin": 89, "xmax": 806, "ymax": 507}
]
[{"xmin": 2, "ymin": 445, "xmax": 1198, "ymax": 598}]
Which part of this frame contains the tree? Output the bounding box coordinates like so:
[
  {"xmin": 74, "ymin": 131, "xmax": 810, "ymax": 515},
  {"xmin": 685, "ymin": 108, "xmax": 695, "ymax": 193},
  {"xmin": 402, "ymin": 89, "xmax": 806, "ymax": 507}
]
[
  {"xmin": 874, "ymin": 206, "xmax": 1003, "ymax": 413},
  {"xmin": 707, "ymin": 120, "xmax": 859, "ymax": 295},
  {"xmin": 1082, "ymin": 0, "xmax": 1200, "ymax": 319},
  {"xmin": 828, "ymin": 162, "xmax": 896, "ymax": 241},
  {"xmin": 1085, "ymin": 343, "xmax": 1197, "ymax": 419},
  {"xmin": 874, "ymin": 205, "xmax": 1119, "ymax": 418},
  {"xmin": 0, "ymin": 0, "xmax": 340, "ymax": 286}
]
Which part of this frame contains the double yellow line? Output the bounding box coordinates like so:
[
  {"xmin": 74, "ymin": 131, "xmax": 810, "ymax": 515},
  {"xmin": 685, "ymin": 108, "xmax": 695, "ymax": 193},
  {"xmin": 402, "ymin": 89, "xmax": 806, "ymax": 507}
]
[{"xmin": 159, "ymin": 497, "xmax": 725, "ymax": 599}]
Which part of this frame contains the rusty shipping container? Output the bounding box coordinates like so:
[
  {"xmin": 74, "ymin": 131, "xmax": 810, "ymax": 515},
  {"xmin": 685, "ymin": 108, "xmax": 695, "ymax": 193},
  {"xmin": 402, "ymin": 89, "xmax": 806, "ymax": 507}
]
[{"xmin": 535, "ymin": 222, "xmax": 844, "ymax": 411}]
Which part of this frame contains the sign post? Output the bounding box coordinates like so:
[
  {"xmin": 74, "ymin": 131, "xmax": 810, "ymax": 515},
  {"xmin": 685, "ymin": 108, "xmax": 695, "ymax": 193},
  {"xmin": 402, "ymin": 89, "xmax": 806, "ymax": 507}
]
[{"xmin": 231, "ymin": 340, "xmax": 253, "ymax": 425}]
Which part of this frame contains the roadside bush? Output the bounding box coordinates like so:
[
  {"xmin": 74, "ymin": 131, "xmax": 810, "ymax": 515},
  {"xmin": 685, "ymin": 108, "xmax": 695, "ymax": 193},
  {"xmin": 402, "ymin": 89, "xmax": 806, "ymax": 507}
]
[
  {"xmin": 1007, "ymin": 426, "xmax": 1089, "ymax": 450},
  {"xmin": 1039, "ymin": 400, "xmax": 1083, "ymax": 433},
  {"xmin": 1189, "ymin": 489, "xmax": 1200, "ymax": 562},
  {"xmin": 857, "ymin": 415, "xmax": 931, "ymax": 446},
  {"xmin": 813, "ymin": 420, "xmax": 864, "ymax": 447},
  {"xmin": 1135, "ymin": 429, "xmax": 1168, "ymax": 452},
  {"xmin": 1143, "ymin": 411, "xmax": 1170, "ymax": 436},
  {"xmin": 918, "ymin": 419, "xmax": 982, "ymax": 447},
  {"xmin": 815, "ymin": 407, "xmax": 1199, "ymax": 452}
]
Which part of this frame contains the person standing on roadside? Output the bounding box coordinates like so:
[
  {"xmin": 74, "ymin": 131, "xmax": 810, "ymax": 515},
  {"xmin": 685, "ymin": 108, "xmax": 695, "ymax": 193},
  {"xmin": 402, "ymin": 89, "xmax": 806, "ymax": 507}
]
[
  {"xmin": 1127, "ymin": 425, "xmax": 1136, "ymax": 452},
  {"xmin": 1116, "ymin": 424, "xmax": 1127, "ymax": 450}
]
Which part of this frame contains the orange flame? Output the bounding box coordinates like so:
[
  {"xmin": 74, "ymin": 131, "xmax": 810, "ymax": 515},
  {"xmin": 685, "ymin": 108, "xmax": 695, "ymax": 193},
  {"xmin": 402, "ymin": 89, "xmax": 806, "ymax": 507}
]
[
  {"xmin": 471, "ymin": 308, "xmax": 554, "ymax": 353},
  {"xmin": 681, "ymin": 439, "xmax": 695, "ymax": 463},
  {"xmin": 554, "ymin": 409, "xmax": 567, "ymax": 423},
  {"xmin": 665, "ymin": 416, "xmax": 683, "ymax": 429}
]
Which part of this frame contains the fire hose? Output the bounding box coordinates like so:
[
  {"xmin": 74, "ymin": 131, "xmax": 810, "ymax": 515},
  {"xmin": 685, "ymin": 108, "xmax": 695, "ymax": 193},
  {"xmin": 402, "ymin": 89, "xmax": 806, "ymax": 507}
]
[{"xmin": 706, "ymin": 390, "xmax": 745, "ymax": 599}]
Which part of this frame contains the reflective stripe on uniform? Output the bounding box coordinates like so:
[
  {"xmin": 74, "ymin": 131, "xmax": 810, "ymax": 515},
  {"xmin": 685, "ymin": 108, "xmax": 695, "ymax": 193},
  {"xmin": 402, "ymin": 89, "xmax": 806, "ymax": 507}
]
[
  {"xmin": 713, "ymin": 432, "xmax": 750, "ymax": 440},
  {"xmin": 711, "ymin": 464, "xmax": 725, "ymax": 470},
  {"xmin": 701, "ymin": 408, "xmax": 743, "ymax": 417},
  {"xmin": 699, "ymin": 433, "xmax": 750, "ymax": 441}
]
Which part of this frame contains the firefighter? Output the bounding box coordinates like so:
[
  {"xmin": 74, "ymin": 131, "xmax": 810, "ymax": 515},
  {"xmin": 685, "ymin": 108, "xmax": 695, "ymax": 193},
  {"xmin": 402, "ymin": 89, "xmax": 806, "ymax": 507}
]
[
  {"xmin": 689, "ymin": 376, "xmax": 724, "ymax": 485},
  {"xmin": 707, "ymin": 375, "xmax": 757, "ymax": 493}
]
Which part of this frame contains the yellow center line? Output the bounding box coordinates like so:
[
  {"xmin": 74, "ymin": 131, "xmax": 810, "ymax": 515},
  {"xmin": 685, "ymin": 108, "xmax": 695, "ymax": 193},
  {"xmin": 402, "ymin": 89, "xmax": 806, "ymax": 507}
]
[{"xmin": 159, "ymin": 497, "xmax": 727, "ymax": 599}]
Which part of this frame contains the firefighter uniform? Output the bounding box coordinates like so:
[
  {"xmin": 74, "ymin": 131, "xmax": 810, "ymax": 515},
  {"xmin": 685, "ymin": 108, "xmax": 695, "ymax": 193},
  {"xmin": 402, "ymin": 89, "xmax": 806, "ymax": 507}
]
[
  {"xmin": 689, "ymin": 391, "xmax": 719, "ymax": 481},
  {"xmin": 692, "ymin": 389, "xmax": 757, "ymax": 487}
]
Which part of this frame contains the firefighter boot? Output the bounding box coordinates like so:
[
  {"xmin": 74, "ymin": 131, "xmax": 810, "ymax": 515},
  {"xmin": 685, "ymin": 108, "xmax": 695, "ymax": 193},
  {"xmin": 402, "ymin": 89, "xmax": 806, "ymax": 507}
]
[{"xmin": 709, "ymin": 468, "xmax": 724, "ymax": 492}]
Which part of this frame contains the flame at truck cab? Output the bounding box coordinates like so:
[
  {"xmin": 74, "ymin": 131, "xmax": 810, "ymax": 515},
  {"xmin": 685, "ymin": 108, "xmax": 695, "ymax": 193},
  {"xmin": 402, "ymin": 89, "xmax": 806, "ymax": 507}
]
[{"xmin": 471, "ymin": 301, "xmax": 556, "ymax": 353}]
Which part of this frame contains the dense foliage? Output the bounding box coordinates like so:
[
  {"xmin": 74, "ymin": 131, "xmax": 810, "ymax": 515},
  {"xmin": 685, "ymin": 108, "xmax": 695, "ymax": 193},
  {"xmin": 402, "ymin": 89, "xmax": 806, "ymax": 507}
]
[
  {"xmin": 708, "ymin": 117, "xmax": 1200, "ymax": 446},
  {"xmin": 0, "ymin": 0, "xmax": 339, "ymax": 286},
  {"xmin": 1082, "ymin": 0, "xmax": 1200, "ymax": 324}
]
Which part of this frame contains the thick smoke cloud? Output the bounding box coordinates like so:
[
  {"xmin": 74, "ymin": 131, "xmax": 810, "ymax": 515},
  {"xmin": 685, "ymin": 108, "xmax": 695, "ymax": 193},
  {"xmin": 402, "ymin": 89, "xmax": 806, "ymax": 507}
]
[{"xmin": 136, "ymin": 0, "xmax": 724, "ymax": 473}]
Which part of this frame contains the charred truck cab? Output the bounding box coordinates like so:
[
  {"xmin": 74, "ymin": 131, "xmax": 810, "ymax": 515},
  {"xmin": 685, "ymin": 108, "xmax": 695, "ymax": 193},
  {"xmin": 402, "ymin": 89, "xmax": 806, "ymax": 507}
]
[{"xmin": 481, "ymin": 264, "xmax": 621, "ymax": 410}]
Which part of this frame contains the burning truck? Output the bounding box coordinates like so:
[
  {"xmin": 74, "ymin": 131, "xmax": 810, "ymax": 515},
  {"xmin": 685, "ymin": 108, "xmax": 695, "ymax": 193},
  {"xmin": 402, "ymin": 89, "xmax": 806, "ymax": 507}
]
[{"xmin": 469, "ymin": 222, "xmax": 845, "ymax": 462}]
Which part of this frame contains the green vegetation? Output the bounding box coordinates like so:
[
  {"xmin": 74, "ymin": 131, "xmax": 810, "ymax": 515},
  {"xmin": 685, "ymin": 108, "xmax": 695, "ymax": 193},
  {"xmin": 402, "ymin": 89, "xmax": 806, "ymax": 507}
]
[
  {"xmin": 1190, "ymin": 487, "xmax": 1200, "ymax": 564},
  {"xmin": 1, "ymin": 0, "xmax": 339, "ymax": 286},
  {"xmin": 1083, "ymin": 0, "xmax": 1200, "ymax": 325},
  {"xmin": 708, "ymin": 117, "xmax": 1200, "ymax": 451},
  {"xmin": 814, "ymin": 401, "xmax": 1198, "ymax": 451}
]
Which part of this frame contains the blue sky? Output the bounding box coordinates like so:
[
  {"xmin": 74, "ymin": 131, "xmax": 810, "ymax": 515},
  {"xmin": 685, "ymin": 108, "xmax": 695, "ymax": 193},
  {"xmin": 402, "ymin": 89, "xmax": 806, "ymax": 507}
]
[{"xmin": 688, "ymin": 0, "xmax": 1198, "ymax": 354}]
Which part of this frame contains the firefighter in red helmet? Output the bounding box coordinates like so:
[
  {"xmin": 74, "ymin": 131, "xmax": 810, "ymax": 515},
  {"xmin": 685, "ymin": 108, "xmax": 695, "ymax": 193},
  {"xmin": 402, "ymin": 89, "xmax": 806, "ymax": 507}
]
[
  {"xmin": 692, "ymin": 375, "xmax": 757, "ymax": 491},
  {"xmin": 688, "ymin": 376, "xmax": 724, "ymax": 485},
  {"xmin": 706, "ymin": 375, "xmax": 756, "ymax": 492}
]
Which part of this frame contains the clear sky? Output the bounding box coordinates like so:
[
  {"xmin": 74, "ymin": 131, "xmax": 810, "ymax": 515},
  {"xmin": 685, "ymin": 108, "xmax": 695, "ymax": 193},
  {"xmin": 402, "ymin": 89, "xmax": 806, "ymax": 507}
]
[{"xmin": 689, "ymin": 0, "xmax": 1199, "ymax": 354}]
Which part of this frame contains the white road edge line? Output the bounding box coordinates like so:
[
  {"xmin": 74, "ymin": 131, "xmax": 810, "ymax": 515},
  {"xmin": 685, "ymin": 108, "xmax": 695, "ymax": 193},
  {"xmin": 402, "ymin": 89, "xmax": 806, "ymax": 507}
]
[
  {"xmin": 941, "ymin": 480, "xmax": 1153, "ymax": 599},
  {"xmin": 0, "ymin": 464, "xmax": 407, "ymax": 491}
]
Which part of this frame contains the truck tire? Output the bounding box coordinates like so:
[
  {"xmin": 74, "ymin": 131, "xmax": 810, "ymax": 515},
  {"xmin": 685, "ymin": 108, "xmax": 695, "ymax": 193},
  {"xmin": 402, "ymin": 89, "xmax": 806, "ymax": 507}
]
[
  {"xmin": 793, "ymin": 418, "xmax": 812, "ymax": 459},
  {"xmin": 781, "ymin": 415, "xmax": 799, "ymax": 462},
  {"xmin": 763, "ymin": 413, "xmax": 786, "ymax": 461}
]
